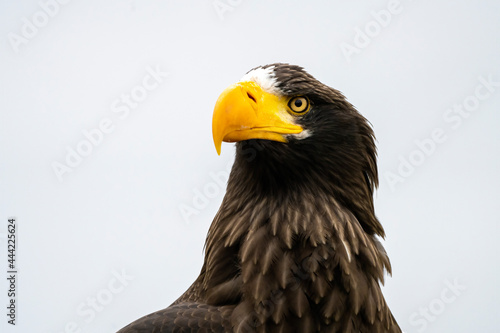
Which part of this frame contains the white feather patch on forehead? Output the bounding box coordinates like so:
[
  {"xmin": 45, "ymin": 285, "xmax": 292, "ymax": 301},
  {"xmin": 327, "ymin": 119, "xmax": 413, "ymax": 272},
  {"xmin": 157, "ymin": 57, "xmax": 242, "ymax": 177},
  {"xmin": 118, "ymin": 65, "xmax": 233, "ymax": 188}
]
[{"xmin": 239, "ymin": 66, "xmax": 283, "ymax": 96}]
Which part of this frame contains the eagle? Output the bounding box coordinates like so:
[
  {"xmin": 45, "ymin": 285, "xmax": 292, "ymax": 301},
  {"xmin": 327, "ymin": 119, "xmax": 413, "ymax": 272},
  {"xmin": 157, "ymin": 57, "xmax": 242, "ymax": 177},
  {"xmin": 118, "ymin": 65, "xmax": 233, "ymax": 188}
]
[{"xmin": 118, "ymin": 63, "xmax": 401, "ymax": 333}]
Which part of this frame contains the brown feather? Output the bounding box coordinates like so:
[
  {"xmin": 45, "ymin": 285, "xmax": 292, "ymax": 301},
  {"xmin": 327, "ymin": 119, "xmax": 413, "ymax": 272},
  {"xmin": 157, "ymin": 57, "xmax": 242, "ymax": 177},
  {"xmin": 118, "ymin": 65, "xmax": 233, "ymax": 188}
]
[{"xmin": 117, "ymin": 63, "xmax": 401, "ymax": 333}]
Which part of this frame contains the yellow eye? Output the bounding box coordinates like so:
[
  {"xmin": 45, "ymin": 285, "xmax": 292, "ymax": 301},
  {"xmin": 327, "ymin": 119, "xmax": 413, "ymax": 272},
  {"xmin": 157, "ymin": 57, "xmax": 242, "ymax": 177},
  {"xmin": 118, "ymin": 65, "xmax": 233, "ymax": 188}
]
[{"xmin": 288, "ymin": 96, "xmax": 309, "ymax": 114}]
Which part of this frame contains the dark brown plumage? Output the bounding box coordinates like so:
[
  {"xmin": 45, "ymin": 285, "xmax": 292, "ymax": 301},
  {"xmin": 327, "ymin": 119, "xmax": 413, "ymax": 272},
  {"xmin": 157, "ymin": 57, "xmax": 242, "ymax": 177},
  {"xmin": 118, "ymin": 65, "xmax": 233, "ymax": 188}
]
[{"xmin": 118, "ymin": 63, "xmax": 401, "ymax": 333}]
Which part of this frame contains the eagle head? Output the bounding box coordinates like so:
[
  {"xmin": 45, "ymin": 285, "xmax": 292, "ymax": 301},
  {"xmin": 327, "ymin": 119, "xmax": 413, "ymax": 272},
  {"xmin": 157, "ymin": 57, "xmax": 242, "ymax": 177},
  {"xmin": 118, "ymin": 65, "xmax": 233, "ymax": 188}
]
[{"xmin": 212, "ymin": 63, "xmax": 382, "ymax": 236}]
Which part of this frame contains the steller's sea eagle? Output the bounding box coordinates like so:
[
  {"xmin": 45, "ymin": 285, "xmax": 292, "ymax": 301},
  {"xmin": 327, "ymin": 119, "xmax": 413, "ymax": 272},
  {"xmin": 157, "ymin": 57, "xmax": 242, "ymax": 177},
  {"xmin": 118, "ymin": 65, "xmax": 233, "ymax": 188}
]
[{"xmin": 118, "ymin": 63, "xmax": 401, "ymax": 333}]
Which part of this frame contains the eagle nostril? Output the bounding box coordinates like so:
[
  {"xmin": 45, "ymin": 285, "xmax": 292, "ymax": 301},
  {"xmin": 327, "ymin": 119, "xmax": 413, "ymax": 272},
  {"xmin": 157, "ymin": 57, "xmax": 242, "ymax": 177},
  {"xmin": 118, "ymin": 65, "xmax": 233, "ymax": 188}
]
[{"xmin": 246, "ymin": 91, "xmax": 257, "ymax": 104}]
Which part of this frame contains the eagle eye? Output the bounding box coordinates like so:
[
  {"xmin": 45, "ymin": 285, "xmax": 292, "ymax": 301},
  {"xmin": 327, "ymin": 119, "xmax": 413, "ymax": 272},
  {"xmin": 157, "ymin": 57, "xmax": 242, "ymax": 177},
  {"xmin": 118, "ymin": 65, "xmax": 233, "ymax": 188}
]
[{"xmin": 288, "ymin": 96, "xmax": 310, "ymax": 114}]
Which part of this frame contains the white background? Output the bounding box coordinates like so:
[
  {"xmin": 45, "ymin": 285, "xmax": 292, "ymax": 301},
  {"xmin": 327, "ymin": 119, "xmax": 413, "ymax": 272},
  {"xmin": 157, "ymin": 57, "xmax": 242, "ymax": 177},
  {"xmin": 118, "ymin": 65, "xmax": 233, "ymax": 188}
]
[{"xmin": 1, "ymin": 1, "xmax": 499, "ymax": 332}]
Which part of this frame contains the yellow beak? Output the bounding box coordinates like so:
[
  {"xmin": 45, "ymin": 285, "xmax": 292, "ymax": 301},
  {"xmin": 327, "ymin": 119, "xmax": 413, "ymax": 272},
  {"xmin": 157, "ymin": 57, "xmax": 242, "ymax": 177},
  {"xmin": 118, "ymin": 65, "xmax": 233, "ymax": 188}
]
[{"xmin": 212, "ymin": 81, "xmax": 303, "ymax": 155}]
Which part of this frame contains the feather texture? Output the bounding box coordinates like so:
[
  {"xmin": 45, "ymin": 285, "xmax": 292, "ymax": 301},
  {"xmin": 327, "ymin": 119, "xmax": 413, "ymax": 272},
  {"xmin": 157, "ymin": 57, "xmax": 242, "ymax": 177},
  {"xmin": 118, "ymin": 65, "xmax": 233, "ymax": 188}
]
[{"xmin": 118, "ymin": 63, "xmax": 401, "ymax": 333}]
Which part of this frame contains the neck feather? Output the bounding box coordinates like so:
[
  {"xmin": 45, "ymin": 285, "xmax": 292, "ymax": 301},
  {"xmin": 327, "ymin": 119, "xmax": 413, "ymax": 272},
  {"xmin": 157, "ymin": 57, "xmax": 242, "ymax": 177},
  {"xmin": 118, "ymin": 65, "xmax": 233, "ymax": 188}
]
[{"xmin": 201, "ymin": 164, "xmax": 396, "ymax": 332}]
